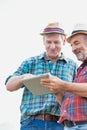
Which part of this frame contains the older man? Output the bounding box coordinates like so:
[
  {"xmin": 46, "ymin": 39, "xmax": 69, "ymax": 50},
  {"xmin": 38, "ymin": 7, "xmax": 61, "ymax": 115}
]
[
  {"xmin": 41, "ymin": 23, "xmax": 87, "ymax": 130},
  {"xmin": 5, "ymin": 22, "xmax": 77, "ymax": 130}
]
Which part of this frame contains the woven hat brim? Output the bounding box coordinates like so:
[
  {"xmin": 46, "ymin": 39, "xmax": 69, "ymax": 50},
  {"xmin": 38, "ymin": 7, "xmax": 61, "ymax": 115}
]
[{"xmin": 67, "ymin": 31, "xmax": 87, "ymax": 43}]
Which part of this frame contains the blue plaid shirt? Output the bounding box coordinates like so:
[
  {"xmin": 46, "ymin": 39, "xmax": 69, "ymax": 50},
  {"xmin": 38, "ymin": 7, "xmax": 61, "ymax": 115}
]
[{"xmin": 5, "ymin": 52, "xmax": 78, "ymax": 122}]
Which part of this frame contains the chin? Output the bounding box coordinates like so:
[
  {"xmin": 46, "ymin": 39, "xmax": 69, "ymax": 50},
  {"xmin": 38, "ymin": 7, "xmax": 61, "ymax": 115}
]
[
  {"xmin": 51, "ymin": 56, "xmax": 57, "ymax": 59},
  {"xmin": 77, "ymin": 57, "xmax": 84, "ymax": 61}
]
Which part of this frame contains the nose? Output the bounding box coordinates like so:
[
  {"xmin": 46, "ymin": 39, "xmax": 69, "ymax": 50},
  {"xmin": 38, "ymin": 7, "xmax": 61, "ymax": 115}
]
[
  {"xmin": 72, "ymin": 45, "xmax": 76, "ymax": 52},
  {"xmin": 50, "ymin": 43, "xmax": 55, "ymax": 48}
]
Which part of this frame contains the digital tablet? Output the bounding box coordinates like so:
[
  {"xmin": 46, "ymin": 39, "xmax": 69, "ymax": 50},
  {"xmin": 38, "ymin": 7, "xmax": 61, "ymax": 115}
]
[{"xmin": 22, "ymin": 73, "xmax": 53, "ymax": 96}]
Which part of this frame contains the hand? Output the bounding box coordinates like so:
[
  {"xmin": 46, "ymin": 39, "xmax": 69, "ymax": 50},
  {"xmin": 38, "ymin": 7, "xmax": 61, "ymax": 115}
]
[{"xmin": 40, "ymin": 75, "xmax": 63, "ymax": 93}]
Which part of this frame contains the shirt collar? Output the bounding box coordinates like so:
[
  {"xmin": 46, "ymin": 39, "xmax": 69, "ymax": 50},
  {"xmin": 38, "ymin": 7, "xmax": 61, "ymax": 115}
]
[
  {"xmin": 39, "ymin": 52, "xmax": 68, "ymax": 63},
  {"xmin": 78, "ymin": 60, "xmax": 87, "ymax": 70}
]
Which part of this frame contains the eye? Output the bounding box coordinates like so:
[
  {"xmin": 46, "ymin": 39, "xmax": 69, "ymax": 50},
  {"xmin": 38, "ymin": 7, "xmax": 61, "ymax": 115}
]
[
  {"xmin": 55, "ymin": 41, "xmax": 58, "ymax": 44},
  {"xmin": 71, "ymin": 41, "xmax": 79, "ymax": 47},
  {"xmin": 47, "ymin": 41, "xmax": 51, "ymax": 44},
  {"xmin": 75, "ymin": 42, "xmax": 79, "ymax": 45},
  {"xmin": 54, "ymin": 41, "xmax": 60, "ymax": 44}
]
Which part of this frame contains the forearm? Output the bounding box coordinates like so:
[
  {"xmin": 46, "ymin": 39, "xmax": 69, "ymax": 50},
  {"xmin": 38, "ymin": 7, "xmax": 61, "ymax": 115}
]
[
  {"xmin": 6, "ymin": 75, "xmax": 24, "ymax": 91},
  {"xmin": 62, "ymin": 81, "xmax": 87, "ymax": 97}
]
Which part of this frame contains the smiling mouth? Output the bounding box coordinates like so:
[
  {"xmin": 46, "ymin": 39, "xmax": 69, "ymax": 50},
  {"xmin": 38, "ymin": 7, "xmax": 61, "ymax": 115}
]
[{"xmin": 74, "ymin": 50, "xmax": 80, "ymax": 55}]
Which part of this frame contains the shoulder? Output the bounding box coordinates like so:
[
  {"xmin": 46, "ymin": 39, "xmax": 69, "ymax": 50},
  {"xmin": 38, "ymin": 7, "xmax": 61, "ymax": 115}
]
[
  {"xmin": 22, "ymin": 52, "xmax": 44, "ymax": 63},
  {"xmin": 62, "ymin": 53, "xmax": 78, "ymax": 67},
  {"xmin": 66, "ymin": 58, "xmax": 78, "ymax": 67}
]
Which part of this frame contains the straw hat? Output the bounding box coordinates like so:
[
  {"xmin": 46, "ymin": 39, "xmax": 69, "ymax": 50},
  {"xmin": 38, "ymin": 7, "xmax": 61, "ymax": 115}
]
[
  {"xmin": 67, "ymin": 23, "xmax": 87, "ymax": 43},
  {"xmin": 40, "ymin": 22, "xmax": 66, "ymax": 36}
]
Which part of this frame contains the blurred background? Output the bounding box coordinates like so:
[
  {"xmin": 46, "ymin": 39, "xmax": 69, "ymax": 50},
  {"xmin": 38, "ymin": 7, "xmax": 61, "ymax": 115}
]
[{"xmin": 0, "ymin": 0, "xmax": 86, "ymax": 129}]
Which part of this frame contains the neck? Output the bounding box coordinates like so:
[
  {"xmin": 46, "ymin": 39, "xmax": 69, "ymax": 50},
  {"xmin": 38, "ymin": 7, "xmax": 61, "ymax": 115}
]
[{"xmin": 46, "ymin": 54, "xmax": 61, "ymax": 63}]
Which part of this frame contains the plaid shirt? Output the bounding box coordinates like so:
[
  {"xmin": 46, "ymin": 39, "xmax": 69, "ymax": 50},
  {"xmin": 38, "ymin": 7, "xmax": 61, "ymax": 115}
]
[
  {"xmin": 5, "ymin": 52, "xmax": 77, "ymax": 122},
  {"xmin": 59, "ymin": 61, "xmax": 87, "ymax": 123}
]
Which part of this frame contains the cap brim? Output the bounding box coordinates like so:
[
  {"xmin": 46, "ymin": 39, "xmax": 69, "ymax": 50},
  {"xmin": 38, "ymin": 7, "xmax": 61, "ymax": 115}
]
[{"xmin": 67, "ymin": 31, "xmax": 87, "ymax": 43}]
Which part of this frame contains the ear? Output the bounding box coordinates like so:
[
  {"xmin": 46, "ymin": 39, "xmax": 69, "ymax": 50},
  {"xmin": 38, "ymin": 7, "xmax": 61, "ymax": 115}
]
[
  {"xmin": 43, "ymin": 37, "xmax": 45, "ymax": 45},
  {"xmin": 63, "ymin": 37, "xmax": 66, "ymax": 45},
  {"xmin": 43, "ymin": 42, "xmax": 45, "ymax": 46}
]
